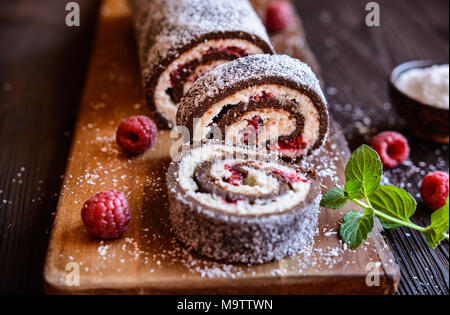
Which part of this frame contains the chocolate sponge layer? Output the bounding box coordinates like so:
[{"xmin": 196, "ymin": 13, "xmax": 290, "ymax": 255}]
[
  {"xmin": 166, "ymin": 144, "xmax": 321, "ymax": 264},
  {"xmin": 129, "ymin": 0, "xmax": 274, "ymax": 128},
  {"xmin": 176, "ymin": 54, "xmax": 329, "ymax": 158}
]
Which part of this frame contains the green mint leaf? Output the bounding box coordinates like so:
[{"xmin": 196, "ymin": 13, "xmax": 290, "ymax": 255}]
[
  {"xmin": 320, "ymin": 187, "xmax": 348, "ymax": 209},
  {"xmin": 340, "ymin": 208, "xmax": 375, "ymax": 249},
  {"xmin": 370, "ymin": 185, "xmax": 417, "ymax": 230},
  {"xmin": 344, "ymin": 145, "xmax": 382, "ymax": 199},
  {"xmin": 345, "ymin": 180, "xmax": 363, "ymax": 199},
  {"xmin": 424, "ymin": 197, "xmax": 449, "ymax": 249}
]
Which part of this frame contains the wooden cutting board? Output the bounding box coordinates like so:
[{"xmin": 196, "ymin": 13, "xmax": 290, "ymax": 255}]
[{"xmin": 43, "ymin": 0, "xmax": 400, "ymax": 294}]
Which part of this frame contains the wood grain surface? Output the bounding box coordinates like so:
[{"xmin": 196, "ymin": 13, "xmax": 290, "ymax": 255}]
[
  {"xmin": 0, "ymin": 0, "xmax": 101, "ymax": 294},
  {"xmin": 41, "ymin": 0, "xmax": 398, "ymax": 295},
  {"xmin": 0, "ymin": 0, "xmax": 447, "ymax": 295},
  {"xmin": 295, "ymin": 0, "xmax": 449, "ymax": 295}
]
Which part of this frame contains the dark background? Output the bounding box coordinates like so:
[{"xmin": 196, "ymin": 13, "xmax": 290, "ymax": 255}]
[{"xmin": 0, "ymin": 0, "xmax": 448, "ymax": 295}]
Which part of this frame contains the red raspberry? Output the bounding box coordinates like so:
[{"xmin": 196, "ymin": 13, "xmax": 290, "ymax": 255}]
[
  {"xmin": 265, "ymin": 1, "xmax": 293, "ymax": 33},
  {"xmin": 116, "ymin": 115, "xmax": 157, "ymax": 154},
  {"xmin": 420, "ymin": 171, "xmax": 449, "ymax": 211},
  {"xmin": 81, "ymin": 190, "xmax": 131, "ymax": 239},
  {"xmin": 369, "ymin": 131, "xmax": 410, "ymax": 168},
  {"xmin": 224, "ymin": 164, "xmax": 244, "ymax": 186}
]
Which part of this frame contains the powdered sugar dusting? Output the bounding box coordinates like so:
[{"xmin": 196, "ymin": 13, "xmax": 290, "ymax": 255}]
[
  {"xmin": 55, "ymin": 120, "xmax": 363, "ymax": 282},
  {"xmin": 48, "ymin": 0, "xmax": 388, "ymax": 289},
  {"xmin": 179, "ymin": 54, "xmax": 325, "ymax": 124},
  {"xmin": 301, "ymin": 144, "xmax": 340, "ymax": 186},
  {"xmin": 129, "ymin": 0, "xmax": 273, "ymax": 81},
  {"xmin": 58, "ymin": 223, "xmax": 367, "ymax": 281}
]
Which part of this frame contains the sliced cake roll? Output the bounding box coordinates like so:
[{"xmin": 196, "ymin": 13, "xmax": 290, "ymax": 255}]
[
  {"xmin": 176, "ymin": 54, "xmax": 329, "ymax": 160},
  {"xmin": 167, "ymin": 143, "xmax": 321, "ymax": 264},
  {"xmin": 128, "ymin": 0, "xmax": 274, "ymax": 128}
]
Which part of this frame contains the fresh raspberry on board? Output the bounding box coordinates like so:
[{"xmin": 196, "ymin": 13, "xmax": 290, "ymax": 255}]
[
  {"xmin": 420, "ymin": 171, "xmax": 449, "ymax": 211},
  {"xmin": 81, "ymin": 190, "xmax": 131, "ymax": 239},
  {"xmin": 116, "ymin": 115, "xmax": 157, "ymax": 154},
  {"xmin": 265, "ymin": 1, "xmax": 293, "ymax": 33},
  {"xmin": 369, "ymin": 131, "xmax": 410, "ymax": 168}
]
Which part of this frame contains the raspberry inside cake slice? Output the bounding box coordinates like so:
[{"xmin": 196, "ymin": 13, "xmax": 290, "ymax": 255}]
[
  {"xmin": 177, "ymin": 54, "xmax": 329, "ymax": 160},
  {"xmin": 129, "ymin": 0, "xmax": 274, "ymax": 128},
  {"xmin": 167, "ymin": 143, "xmax": 322, "ymax": 264}
]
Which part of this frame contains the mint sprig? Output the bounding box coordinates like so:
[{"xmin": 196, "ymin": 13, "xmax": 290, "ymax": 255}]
[
  {"xmin": 320, "ymin": 144, "xmax": 450, "ymax": 250},
  {"xmin": 370, "ymin": 185, "xmax": 417, "ymax": 230},
  {"xmin": 320, "ymin": 187, "xmax": 348, "ymax": 209},
  {"xmin": 340, "ymin": 208, "xmax": 374, "ymax": 249},
  {"xmin": 424, "ymin": 197, "xmax": 449, "ymax": 249},
  {"xmin": 345, "ymin": 145, "xmax": 382, "ymax": 200}
]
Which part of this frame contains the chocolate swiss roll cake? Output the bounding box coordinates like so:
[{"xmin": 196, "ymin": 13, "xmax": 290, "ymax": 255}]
[
  {"xmin": 128, "ymin": 0, "xmax": 274, "ymax": 128},
  {"xmin": 167, "ymin": 143, "xmax": 321, "ymax": 264},
  {"xmin": 176, "ymin": 54, "xmax": 329, "ymax": 160}
]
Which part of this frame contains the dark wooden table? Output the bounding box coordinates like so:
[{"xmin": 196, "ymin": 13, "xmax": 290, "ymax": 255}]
[{"xmin": 0, "ymin": 0, "xmax": 448, "ymax": 295}]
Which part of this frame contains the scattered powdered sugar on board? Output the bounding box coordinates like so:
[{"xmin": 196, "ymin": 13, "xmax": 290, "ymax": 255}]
[
  {"xmin": 56, "ymin": 117, "xmax": 361, "ymax": 281},
  {"xmin": 48, "ymin": 3, "xmax": 385, "ymax": 284},
  {"xmin": 302, "ymin": 145, "xmax": 339, "ymax": 186},
  {"xmin": 58, "ymin": 224, "xmax": 365, "ymax": 281},
  {"xmin": 52, "ymin": 90, "xmax": 360, "ymax": 281}
]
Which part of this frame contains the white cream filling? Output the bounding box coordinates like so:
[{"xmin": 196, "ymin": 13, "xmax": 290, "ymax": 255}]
[
  {"xmin": 177, "ymin": 144, "xmax": 311, "ymax": 215},
  {"xmin": 224, "ymin": 108, "xmax": 297, "ymax": 146},
  {"xmin": 154, "ymin": 39, "xmax": 265, "ymax": 126},
  {"xmin": 210, "ymin": 159, "xmax": 280, "ymax": 196},
  {"xmin": 192, "ymin": 84, "xmax": 320, "ymax": 152}
]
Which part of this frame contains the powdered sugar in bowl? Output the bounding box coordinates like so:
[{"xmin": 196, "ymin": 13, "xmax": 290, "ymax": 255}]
[{"xmin": 389, "ymin": 60, "xmax": 449, "ymax": 144}]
